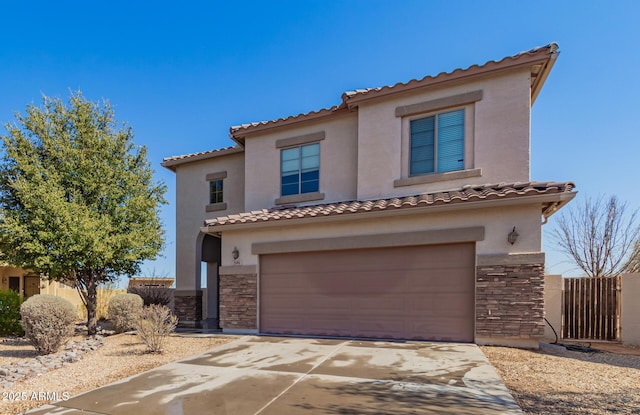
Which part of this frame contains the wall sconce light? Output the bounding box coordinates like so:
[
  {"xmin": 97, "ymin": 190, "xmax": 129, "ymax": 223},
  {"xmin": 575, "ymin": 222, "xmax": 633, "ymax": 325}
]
[
  {"xmin": 1, "ymin": 276, "xmax": 6, "ymax": 284},
  {"xmin": 232, "ymin": 246, "xmax": 240, "ymax": 260},
  {"xmin": 508, "ymin": 227, "xmax": 519, "ymax": 245}
]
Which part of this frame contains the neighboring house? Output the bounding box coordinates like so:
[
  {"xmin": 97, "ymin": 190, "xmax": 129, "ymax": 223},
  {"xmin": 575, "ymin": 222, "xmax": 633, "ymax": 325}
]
[
  {"xmin": 128, "ymin": 277, "xmax": 175, "ymax": 289},
  {"xmin": 0, "ymin": 264, "xmax": 41, "ymax": 298},
  {"xmin": 162, "ymin": 43, "xmax": 576, "ymax": 348},
  {"xmin": 0, "ymin": 264, "xmax": 83, "ymax": 308}
]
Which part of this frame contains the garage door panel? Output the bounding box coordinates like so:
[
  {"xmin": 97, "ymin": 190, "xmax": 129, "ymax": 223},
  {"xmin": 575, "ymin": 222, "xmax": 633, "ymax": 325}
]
[
  {"xmin": 260, "ymin": 243, "xmax": 475, "ymax": 342},
  {"xmin": 263, "ymin": 245, "xmax": 474, "ymax": 274}
]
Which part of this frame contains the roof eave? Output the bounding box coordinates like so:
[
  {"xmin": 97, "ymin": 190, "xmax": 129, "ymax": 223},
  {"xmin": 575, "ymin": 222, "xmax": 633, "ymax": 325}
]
[
  {"xmin": 531, "ymin": 49, "xmax": 559, "ymax": 105},
  {"xmin": 201, "ymin": 191, "xmax": 575, "ymax": 234},
  {"xmin": 343, "ymin": 46, "xmax": 559, "ymax": 109},
  {"xmin": 229, "ymin": 105, "xmax": 351, "ymax": 141},
  {"xmin": 161, "ymin": 146, "xmax": 245, "ymax": 172}
]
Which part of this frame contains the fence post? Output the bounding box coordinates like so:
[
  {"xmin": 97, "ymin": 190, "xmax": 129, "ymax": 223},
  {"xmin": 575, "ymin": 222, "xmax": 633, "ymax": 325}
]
[
  {"xmin": 544, "ymin": 274, "xmax": 563, "ymax": 341},
  {"xmin": 621, "ymin": 273, "xmax": 640, "ymax": 346}
]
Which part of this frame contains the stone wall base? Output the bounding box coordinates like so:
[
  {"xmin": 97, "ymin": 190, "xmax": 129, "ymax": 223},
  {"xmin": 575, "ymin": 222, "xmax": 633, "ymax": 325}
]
[
  {"xmin": 476, "ymin": 336, "xmax": 540, "ymax": 349},
  {"xmin": 476, "ymin": 258, "xmax": 545, "ymax": 344},
  {"xmin": 173, "ymin": 290, "xmax": 203, "ymax": 329},
  {"xmin": 220, "ymin": 273, "xmax": 257, "ymax": 330}
]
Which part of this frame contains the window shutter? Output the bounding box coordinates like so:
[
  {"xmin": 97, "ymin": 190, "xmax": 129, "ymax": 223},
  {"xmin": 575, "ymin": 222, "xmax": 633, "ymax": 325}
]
[{"xmin": 436, "ymin": 110, "xmax": 464, "ymax": 172}]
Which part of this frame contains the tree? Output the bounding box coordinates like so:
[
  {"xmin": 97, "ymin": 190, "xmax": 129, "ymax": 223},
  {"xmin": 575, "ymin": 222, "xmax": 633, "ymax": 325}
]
[
  {"xmin": 625, "ymin": 242, "xmax": 640, "ymax": 273},
  {"xmin": 0, "ymin": 91, "xmax": 166, "ymax": 334},
  {"xmin": 552, "ymin": 195, "xmax": 640, "ymax": 278}
]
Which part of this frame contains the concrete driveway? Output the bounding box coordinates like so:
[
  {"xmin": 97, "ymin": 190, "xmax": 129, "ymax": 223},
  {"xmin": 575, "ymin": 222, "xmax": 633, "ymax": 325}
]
[{"xmin": 28, "ymin": 336, "xmax": 522, "ymax": 415}]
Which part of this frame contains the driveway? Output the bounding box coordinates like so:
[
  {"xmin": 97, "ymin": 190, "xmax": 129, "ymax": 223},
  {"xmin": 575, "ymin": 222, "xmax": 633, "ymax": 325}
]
[{"xmin": 28, "ymin": 336, "xmax": 522, "ymax": 415}]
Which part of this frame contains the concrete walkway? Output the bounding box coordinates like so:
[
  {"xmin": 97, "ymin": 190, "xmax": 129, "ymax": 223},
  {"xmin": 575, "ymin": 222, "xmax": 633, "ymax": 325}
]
[{"xmin": 28, "ymin": 336, "xmax": 522, "ymax": 415}]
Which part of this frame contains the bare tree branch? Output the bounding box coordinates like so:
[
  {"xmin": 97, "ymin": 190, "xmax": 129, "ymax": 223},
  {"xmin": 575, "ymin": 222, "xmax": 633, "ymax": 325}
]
[{"xmin": 551, "ymin": 195, "xmax": 640, "ymax": 277}]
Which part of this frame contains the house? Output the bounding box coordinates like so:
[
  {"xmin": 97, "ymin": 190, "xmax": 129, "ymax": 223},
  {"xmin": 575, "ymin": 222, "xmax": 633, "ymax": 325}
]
[
  {"xmin": 0, "ymin": 264, "xmax": 84, "ymax": 308},
  {"xmin": 128, "ymin": 277, "xmax": 175, "ymax": 289},
  {"xmin": 162, "ymin": 43, "xmax": 575, "ymax": 348},
  {"xmin": 0, "ymin": 264, "xmax": 41, "ymax": 298}
]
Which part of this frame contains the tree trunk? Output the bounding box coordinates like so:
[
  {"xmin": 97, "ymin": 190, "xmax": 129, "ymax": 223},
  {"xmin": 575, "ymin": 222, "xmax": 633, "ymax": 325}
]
[{"xmin": 86, "ymin": 277, "xmax": 98, "ymax": 335}]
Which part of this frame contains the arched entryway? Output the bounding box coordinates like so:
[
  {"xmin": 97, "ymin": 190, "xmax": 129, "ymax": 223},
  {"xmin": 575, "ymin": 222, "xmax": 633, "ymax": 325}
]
[{"xmin": 200, "ymin": 233, "xmax": 221, "ymax": 329}]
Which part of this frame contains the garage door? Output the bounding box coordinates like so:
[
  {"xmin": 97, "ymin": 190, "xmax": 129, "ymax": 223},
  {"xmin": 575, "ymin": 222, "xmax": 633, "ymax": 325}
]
[{"xmin": 259, "ymin": 243, "xmax": 475, "ymax": 342}]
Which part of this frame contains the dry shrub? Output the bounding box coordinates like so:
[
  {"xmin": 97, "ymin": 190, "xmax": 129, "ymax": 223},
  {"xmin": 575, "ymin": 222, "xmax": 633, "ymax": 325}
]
[
  {"xmin": 108, "ymin": 293, "xmax": 143, "ymax": 333},
  {"xmin": 134, "ymin": 304, "xmax": 178, "ymax": 353},
  {"xmin": 127, "ymin": 285, "xmax": 172, "ymax": 306},
  {"xmin": 20, "ymin": 294, "xmax": 76, "ymax": 355}
]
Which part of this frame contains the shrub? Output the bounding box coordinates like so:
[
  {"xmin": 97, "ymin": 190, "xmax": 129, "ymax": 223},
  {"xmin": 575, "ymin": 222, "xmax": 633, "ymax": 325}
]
[
  {"xmin": 134, "ymin": 304, "xmax": 178, "ymax": 353},
  {"xmin": 20, "ymin": 294, "xmax": 77, "ymax": 354},
  {"xmin": 127, "ymin": 285, "xmax": 172, "ymax": 307},
  {"xmin": 108, "ymin": 293, "xmax": 143, "ymax": 333},
  {"xmin": 0, "ymin": 290, "xmax": 24, "ymax": 336},
  {"xmin": 78, "ymin": 285, "xmax": 126, "ymax": 321}
]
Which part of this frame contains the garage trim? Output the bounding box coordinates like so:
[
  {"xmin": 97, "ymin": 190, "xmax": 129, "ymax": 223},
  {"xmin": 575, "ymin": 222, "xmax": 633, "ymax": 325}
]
[{"xmin": 252, "ymin": 226, "xmax": 484, "ymax": 255}]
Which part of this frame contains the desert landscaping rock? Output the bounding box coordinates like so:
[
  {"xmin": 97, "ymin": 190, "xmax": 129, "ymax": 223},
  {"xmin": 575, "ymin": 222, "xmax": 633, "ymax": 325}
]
[
  {"xmin": 482, "ymin": 344, "xmax": 640, "ymax": 415},
  {"xmin": 0, "ymin": 333, "xmax": 232, "ymax": 415},
  {"xmin": 0, "ymin": 336, "xmax": 105, "ymax": 389}
]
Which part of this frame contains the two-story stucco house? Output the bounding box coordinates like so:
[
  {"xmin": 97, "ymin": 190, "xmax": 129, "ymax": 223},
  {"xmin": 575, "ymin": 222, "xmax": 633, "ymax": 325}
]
[{"xmin": 163, "ymin": 43, "xmax": 575, "ymax": 348}]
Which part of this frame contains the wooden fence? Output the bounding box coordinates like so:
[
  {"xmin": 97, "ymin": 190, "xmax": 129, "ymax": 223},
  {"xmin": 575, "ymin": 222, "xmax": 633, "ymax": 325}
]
[{"xmin": 562, "ymin": 276, "xmax": 621, "ymax": 341}]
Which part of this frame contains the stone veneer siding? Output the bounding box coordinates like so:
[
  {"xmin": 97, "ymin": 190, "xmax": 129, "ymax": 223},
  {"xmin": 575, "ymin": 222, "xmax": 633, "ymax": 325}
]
[
  {"xmin": 476, "ymin": 262, "xmax": 545, "ymax": 339},
  {"xmin": 173, "ymin": 291, "xmax": 203, "ymax": 328},
  {"xmin": 220, "ymin": 273, "xmax": 257, "ymax": 329}
]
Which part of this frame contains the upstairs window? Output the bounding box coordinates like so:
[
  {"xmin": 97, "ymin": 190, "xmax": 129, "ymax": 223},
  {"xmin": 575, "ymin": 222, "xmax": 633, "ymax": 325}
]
[
  {"xmin": 281, "ymin": 143, "xmax": 320, "ymax": 196},
  {"xmin": 410, "ymin": 109, "xmax": 464, "ymax": 175},
  {"xmin": 209, "ymin": 179, "xmax": 223, "ymax": 204}
]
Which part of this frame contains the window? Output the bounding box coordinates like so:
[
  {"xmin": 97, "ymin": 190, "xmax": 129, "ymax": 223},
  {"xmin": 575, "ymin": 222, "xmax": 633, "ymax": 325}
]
[
  {"xmin": 410, "ymin": 109, "xmax": 464, "ymax": 175},
  {"xmin": 281, "ymin": 143, "xmax": 320, "ymax": 196},
  {"xmin": 209, "ymin": 180, "xmax": 223, "ymax": 204}
]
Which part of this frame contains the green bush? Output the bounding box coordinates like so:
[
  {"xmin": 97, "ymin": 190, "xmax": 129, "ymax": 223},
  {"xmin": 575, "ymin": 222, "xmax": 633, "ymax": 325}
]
[
  {"xmin": 108, "ymin": 293, "xmax": 143, "ymax": 333},
  {"xmin": 134, "ymin": 304, "xmax": 178, "ymax": 353},
  {"xmin": 0, "ymin": 290, "xmax": 24, "ymax": 336},
  {"xmin": 20, "ymin": 294, "xmax": 77, "ymax": 354}
]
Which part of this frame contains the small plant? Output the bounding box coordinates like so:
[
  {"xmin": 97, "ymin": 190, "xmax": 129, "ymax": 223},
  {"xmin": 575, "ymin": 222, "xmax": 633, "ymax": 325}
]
[
  {"xmin": 0, "ymin": 290, "xmax": 24, "ymax": 336},
  {"xmin": 134, "ymin": 304, "xmax": 178, "ymax": 353},
  {"xmin": 20, "ymin": 294, "xmax": 77, "ymax": 354},
  {"xmin": 108, "ymin": 293, "xmax": 143, "ymax": 333}
]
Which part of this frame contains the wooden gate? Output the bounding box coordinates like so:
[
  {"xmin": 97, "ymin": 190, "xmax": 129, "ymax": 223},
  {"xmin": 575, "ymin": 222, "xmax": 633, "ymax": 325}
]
[{"xmin": 562, "ymin": 276, "xmax": 621, "ymax": 341}]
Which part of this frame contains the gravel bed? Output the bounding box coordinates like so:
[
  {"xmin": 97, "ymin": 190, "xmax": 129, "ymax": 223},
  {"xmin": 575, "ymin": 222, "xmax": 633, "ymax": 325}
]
[
  {"xmin": 0, "ymin": 333, "xmax": 233, "ymax": 415},
  {"xmin": 482, "ymin": 344, "xmax": 640, "ymax": 415}
]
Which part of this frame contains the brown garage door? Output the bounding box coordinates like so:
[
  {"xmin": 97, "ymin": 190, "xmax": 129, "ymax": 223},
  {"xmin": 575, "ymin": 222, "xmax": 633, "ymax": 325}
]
[{"xmin": 260, "ymin": 243, "xmax": 475, "ymax": 342}]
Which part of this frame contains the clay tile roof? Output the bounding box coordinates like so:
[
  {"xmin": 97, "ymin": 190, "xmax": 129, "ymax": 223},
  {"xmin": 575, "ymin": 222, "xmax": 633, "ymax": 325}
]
[
  {"xmin": 161, "ymin": 145, "xmax": 244, "ymax": 171},
  {"xmin": 204, "ymin": 181, "xmax": 575, "ymax": 228},
  {"xmin": 228, "ymin": 43, "xmax": 558, "ymax": 141},
  {"xmin": 341, "ymin": 43, "xmax": 558, "ymax": 105}
]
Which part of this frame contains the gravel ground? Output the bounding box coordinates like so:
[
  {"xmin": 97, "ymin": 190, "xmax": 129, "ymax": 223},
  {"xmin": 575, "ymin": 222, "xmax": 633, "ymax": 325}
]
[
  {"xmin": 482, "ymin": 344, "xmax": 640, "ymax": 415},
  {"xmin": 0, "ymin": 333, "xmax": 232, "ymax": 415}
]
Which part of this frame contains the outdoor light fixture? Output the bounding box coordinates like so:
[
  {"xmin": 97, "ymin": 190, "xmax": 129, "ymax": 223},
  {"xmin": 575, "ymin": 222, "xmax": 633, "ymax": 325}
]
[
  {"xmin": 232, "ymin": 246, "xmax": 239, "ymax": 260},
  {"xmin": 508, "ymin": 227, "xmax": 519, "ymax": 245}
]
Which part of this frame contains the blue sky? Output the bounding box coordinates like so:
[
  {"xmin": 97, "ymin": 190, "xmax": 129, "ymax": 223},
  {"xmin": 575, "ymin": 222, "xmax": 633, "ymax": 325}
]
[{"xmin": 1, "ymin": 1, "xmax": 638, "ymax": 280}]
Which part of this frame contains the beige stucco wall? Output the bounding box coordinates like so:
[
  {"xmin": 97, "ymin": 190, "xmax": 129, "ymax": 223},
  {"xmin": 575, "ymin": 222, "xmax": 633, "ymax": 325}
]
[
  {"xmin": 39, "ymin": 280, "xmax": 84, "ymax": 309},
  {"xmin": 621, "ymin": 273, "xmax": 640, "ymax": 346},
  {"xmin": 356, "ymin": 69, "xmax": 532, "ymax": 200},
  {"xmin": 174, "ymin": 152, "xmax": 244, "ymax": 290},
  {"xmin": 219, "ymin": 203, "xmax": 543, "ymax": 267},
  {"xmin": 243, "ymin": 112, "xmax": 358, "ymax": 211},
  {"xmin": 543, "ymin": 274, "xmax": 563, "ymax": 342},
  {"xmin": 0, "ymin": 266, "xmax": 30, "ymax": 290}
]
